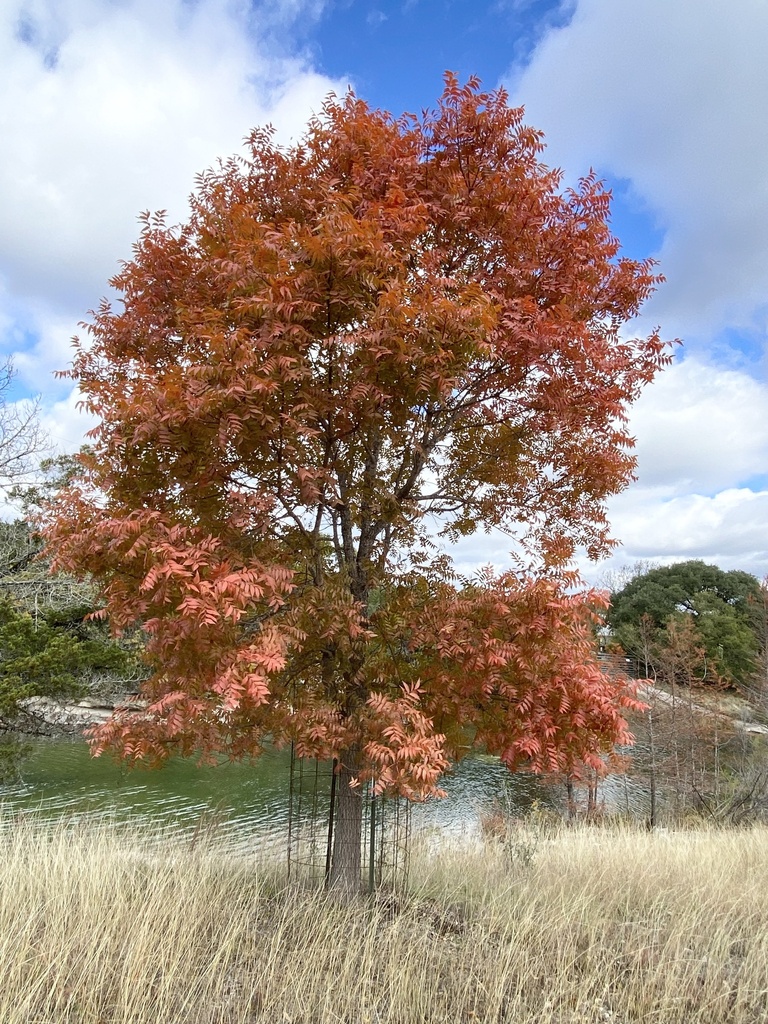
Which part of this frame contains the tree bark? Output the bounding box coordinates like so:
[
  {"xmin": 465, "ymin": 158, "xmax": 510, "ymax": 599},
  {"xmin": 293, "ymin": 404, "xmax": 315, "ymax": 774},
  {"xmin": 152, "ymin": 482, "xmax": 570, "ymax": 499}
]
[{"xmin": 328, "ymin": 746, "xmax": 363, "ymax": 896}]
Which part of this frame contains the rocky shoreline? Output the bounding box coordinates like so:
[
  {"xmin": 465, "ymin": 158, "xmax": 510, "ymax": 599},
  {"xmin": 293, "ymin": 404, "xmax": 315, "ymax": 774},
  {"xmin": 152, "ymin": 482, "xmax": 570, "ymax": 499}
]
[
  {"xmin": 7, "ymin": 684, "xmax": 768, "ymax": 740},
  {"xmin": 4, "ymin": 697, "xmax": 137, "ymax": 737}
]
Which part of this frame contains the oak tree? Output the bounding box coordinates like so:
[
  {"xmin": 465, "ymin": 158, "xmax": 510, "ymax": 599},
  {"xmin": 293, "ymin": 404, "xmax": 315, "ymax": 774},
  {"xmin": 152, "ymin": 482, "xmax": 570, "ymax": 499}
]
[
  {"xmin": 45, "ymin": 76, "xmax": 670, "ymax": 890},
  {"xmin": 608, "ymin": 560, "xmax": 763, "ymax": 688}
]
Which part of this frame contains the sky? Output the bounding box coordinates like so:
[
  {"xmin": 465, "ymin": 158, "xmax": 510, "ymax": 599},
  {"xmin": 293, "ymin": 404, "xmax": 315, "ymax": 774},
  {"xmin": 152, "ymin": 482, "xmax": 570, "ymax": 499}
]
[{"xmin": 1, "ymin": 0, "xmax": 766, "ymax": 584}]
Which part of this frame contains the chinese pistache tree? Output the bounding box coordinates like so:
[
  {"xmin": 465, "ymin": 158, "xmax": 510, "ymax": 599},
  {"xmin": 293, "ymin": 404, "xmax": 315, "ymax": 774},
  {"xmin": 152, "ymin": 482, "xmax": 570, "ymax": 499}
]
[{"xmin": 45, "ymin": 75, "xmax": 670, "ymax": 891}]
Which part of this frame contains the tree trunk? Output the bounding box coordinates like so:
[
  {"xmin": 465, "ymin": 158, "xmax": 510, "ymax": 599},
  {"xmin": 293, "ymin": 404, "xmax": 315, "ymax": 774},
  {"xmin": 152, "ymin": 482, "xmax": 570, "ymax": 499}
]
[
  {"xmin": 328, "ymin": 746, "xmax": 363, "ymax": 896},
  {"xmin": 648, "ymin": 704, "xmax": 657, "ymax": 829}
]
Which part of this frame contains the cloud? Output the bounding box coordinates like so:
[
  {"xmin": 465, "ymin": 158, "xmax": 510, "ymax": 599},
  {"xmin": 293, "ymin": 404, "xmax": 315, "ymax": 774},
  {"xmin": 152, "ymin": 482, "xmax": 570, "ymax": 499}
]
[
  {"xmin": 0, "ymin": 0, "xmax": 344, "ymax": 385},
  {"xmin": 504, "ymin": 0, "xmax": 768, "ymax": 581},
  {"xmin": 627, "ymin": 358, "xmax": 768, "ymax": 494},
  {"xmin": 4, "ymin": 0, "xmax": 764, "ymax": 585},
  {"xmin": 576, "ymin": 355, "xmax": 768, "ymax": 581},
  {"xmin": 10, "ymin": 309, "xmax": 80, "ymax": 398},
  {"xmin": 598, "ymin": 488, "xmax": 768, "ymax": 580},
  {"xmin": 39, "ymin": 385, "xmax": 98, "ymax": 455},
  {"xmin": 449, "ymin": 355, "xmax": 768, "ymax": 583},
  {"xmin": 366, "ymin": 10, "xmax": 387, "ymax": 28},
  {"xmin": 507, "ymin": 0, "xmax": 768, "ymax": 344}
]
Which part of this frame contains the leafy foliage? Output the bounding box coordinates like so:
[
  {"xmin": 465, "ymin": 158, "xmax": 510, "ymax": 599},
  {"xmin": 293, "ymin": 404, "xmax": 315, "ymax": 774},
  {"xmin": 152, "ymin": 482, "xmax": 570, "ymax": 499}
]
[
  {"xmin": 44, "ymin": 76, "xmax": 670, "ymax": 880},
  {"xmin": 0, "ymin": 519, "xmax": 142, "ymax": 724},
  {"xmin": 0, "ymin": 596, "xmax": 131, "ymax": 719},
  {"xmin": 608, "ymin": 560, "xmax": 763, "ymax": 687}
]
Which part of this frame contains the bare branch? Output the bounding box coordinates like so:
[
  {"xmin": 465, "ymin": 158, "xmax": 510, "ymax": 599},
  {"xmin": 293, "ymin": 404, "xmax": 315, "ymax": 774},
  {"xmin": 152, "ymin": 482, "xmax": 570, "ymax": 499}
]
[{"xmin": 0, "ymin": 358, "xmax": 49, "ymax": 494}]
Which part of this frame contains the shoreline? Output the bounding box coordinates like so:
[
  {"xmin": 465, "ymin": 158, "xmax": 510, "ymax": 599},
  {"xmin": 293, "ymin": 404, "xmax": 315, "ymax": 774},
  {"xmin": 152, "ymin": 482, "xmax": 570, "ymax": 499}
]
[{"xmin": 3, "ymin": 696, "xmax": 142, "ymax": 737}]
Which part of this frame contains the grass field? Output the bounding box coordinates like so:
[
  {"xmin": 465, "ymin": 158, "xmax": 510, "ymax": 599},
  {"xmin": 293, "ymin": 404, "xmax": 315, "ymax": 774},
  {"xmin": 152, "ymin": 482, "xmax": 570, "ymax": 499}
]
[{"xmin": 1, "ymin": 816, "xmax": 767, "ymax": 1023}]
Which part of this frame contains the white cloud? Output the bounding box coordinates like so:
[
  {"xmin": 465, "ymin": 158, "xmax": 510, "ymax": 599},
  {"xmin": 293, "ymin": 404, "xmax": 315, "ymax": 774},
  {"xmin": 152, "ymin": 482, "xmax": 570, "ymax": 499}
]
[
  {"xmin": 39, "ymin": 385, "xmax": 98, "ymax": 455},
  {"xmin": 508, "ymin": 0, "xmax": 768, "ymax": 344},
  {"xmin": 576, "ymin": 356, "xmax": 768, "ymax": 581},
  {"xmin": 594, "ymin": 488, "xmax": 768, "ymax": 582},
  {"xmin": 0, "ymin": 0, "xmax": 344, "ymax": 385},
  {"xmin": 434, "ymin": 353, "xmax": 768, "ymax": 583},
  {"xmin": 3, "ymin": 0, "xmax": 765, "ymax": 585},
  {"xmin": 10, "ymin": 309, "xmax": 82, "ymax": 397},
  {"xmin": 627, "ymin": 358, "xmax": 768, "ymax": 494},
  {"xmin": 503, "ymin": 0, "xmax": 768, "ymax": 581}
]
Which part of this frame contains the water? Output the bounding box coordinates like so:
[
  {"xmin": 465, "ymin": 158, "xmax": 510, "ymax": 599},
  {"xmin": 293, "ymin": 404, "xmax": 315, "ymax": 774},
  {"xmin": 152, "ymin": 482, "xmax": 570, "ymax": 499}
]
[{"xmin": 0, "ymin": 735, "xmax": 560, "ymax": 851}]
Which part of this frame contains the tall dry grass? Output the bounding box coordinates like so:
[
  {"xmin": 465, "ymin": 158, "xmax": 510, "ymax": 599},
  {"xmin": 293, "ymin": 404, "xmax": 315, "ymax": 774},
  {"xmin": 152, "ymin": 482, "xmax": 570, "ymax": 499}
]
[{"xmin": 1, "ymin": 816, "xmax": 767, "ymax": 1023}]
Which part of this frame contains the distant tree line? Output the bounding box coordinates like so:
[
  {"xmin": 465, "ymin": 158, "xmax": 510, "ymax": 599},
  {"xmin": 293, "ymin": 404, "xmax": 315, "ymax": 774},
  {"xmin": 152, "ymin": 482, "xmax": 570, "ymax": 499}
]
[{"xmin": 0, "ymin": 370, "xmax": 141, "ymax": 746}]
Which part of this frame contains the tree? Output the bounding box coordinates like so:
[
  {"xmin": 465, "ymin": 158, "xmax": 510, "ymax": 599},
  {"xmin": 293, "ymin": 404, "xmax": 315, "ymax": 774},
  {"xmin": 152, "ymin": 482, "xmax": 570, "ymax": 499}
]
[
  {"xmin": 0, "ymin": 594, "xmax": 131, "ymax": 721},
  {"xmin": 44, "ymin": 75, "xmax": 670, "ymax": 891},
  {"xmin": 743, "ymin": 575, "xmax": 768, "ymax": 712},
  {"xmin": 619, "ymin": 617, "xmax": 737, "ymax": 824},
  {"xmin": 608, "ymin": 560, "xmax": 762, "ymax": 688},
  {"xmin": 597, "ymin": 558, "xmax": 660, "ymax": 597},
  {"xmin": 0, "ymin": 518, "xmax": 140, "ymax": 729},
  {"xmin": 0, "ymin": 357, "xmax": 47, "ymax": 494},
  {"xmin": 0, "ymin": 489, "xmax": 145, "ymax": 729}
]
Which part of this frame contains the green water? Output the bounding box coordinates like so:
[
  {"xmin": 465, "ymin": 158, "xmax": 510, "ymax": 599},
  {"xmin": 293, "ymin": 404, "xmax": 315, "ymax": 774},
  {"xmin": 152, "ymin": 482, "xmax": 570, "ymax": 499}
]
[{"xmin": 0, "ymin": 735, "xmax": 558, "ymax": 851}]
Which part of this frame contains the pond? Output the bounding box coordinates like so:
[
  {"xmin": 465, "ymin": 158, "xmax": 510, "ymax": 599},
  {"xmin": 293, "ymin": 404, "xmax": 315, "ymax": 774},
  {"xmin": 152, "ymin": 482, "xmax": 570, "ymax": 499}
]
[{"xmin": 0, "ymin": 734, "xmax": 570, "ymax": 854}]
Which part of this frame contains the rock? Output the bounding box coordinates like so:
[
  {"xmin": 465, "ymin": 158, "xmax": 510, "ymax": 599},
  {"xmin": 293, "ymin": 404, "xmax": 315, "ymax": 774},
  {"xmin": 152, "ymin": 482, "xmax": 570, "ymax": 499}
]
[
  {"xmin": 734, "ymin": 720, "xmax": 768, "ymax": 735},
  {"xmin": 10, "ymin": 697, "xmax": 116, "ymax": 736}
]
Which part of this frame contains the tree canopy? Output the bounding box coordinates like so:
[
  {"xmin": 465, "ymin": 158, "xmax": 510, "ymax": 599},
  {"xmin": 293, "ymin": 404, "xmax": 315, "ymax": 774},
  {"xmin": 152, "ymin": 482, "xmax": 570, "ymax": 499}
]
[
  {"xmin": 44, "ymin": 75, "xmax": 670, "ymax": 888},
  {"xmin": 607, "ymin": 560, "xmax": 763, "ymax": 687},
  {"xmin": 0, "ymin": 595, "xmax": 130, "ymax": 720},
  {"xmin": 0, "ymin": 520, "xmax": 138, "ymax": 727}
]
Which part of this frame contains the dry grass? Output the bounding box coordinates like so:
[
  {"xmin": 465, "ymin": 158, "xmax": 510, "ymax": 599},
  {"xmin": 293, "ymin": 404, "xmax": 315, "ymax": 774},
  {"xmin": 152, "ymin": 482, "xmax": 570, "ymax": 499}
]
[{"xmin": 1, "ymin": 817, "xmax": 768, "ymax": 1023}]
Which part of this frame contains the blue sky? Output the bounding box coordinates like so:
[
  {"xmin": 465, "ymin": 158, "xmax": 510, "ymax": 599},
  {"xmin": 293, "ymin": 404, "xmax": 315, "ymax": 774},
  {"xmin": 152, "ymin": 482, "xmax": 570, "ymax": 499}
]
[
  {"xmin": 1, "ymin": 0, "xmax": 766, "ymax": 581},
  {"xmin": 307, "ymin": 1, "xmax": 569, "ymax": 113}
]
